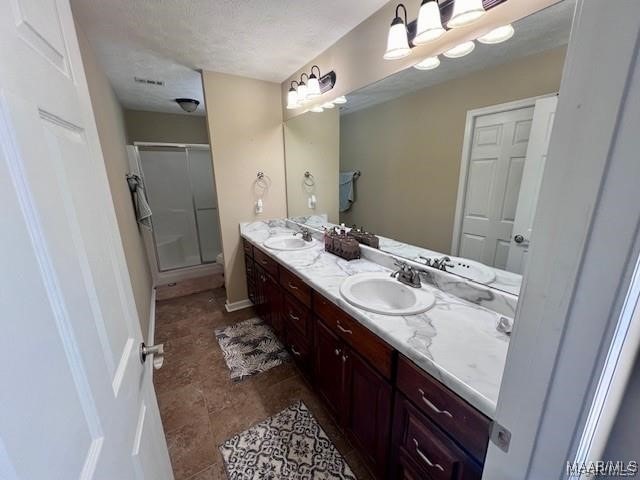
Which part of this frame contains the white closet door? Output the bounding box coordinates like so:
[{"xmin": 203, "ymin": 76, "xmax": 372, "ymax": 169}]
[
  {"xmin": 0, "ymin": 0, "xmax": 172, "ymax": 478},
  {"xmin": 506, "ymin": 96, "xmax": 558, "ymax": 274},
  {"xmin": 458, "ymin": 106, "xmax": 534, "ymax": 268}
]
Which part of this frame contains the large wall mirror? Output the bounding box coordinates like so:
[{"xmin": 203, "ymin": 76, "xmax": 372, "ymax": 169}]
[{"xmin": 284, "ymin": 1, "xmax": 575, "ymax": 297}]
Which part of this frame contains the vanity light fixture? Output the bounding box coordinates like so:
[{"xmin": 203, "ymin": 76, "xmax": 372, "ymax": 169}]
[
  {"xmin": 297, "ymin": 73, "xmax": 309, "ymax": 103},
  {"xmin": 443, "ymin": 40, "xmax": 476, "ymax": 58},
  {"xmin": 287, "ymin": 81, "xmax": 299, "ymax": 110},
  {"xmin": 334, "ymin": 96, "xmax": 347, "ymax": 105},
  {"xmin": 383, "ymin": 4, "xmax": 411, "ymax": 60},
  {"xmin": 414, "ymin": 0, "xmax": 445, "ymax": 44},
  {"xmin": 414, "ymin": 55, "xmax": 440, "ymax": 70},
  {"xmin": 307, "ymin": 66, "xmax": 322, "ymax": 98},
  {"xmin": 447, "ymin": 0, "xmax": 486, "ymax": 28},
  {"xmin": 477, "ymin": 24, "xmax": 515, "ymax": 44}
]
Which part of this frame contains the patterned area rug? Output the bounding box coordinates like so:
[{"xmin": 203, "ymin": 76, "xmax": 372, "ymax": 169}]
[
  {"xmin": 220, "ymin": 401, "xmax": 357, "ymax": 479},
  {"xmin": 215, "ymin": 317, "xmax": 289, "ymax": 381}
]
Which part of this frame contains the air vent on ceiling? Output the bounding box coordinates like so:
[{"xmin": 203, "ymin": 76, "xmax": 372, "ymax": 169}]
[{"xmin": 134, "ymin": 77, "xmax": 164, "ymax": 86}]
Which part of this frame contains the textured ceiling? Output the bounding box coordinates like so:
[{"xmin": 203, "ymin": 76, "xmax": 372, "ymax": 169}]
[
  {"xmin": 340, "ymin": 0, "xmax": 575, "ymax": 115},
  {"xmin": 71, "ymin": 0, "xmax": 390, "ymax": 115}
]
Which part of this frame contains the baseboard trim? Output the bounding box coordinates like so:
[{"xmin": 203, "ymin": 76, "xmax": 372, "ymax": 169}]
[{"xmin": 225, "ymin": 298, "xmax": 253, "ymax": 312}]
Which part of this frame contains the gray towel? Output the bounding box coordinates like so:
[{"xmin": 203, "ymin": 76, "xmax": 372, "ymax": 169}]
[
  {"xmin": 339, "ymin": 171, "xmax": 356, "ymax": 212},
  {"xmin": 129, "ymin": 175, "xmax": 152, "ymax": 230}
]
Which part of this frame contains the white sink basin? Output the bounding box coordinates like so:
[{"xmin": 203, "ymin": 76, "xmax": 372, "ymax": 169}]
[
  {"xmin": 263, "ymin": 235, "xmax": 317, "ymax": 251},
  {"xmin": 447, "ymin": 257, "xmax": 496, "ymax": 285},
  {"xmin": 340, "ymin": 272, "xmax": 436, "ymax": 316}
]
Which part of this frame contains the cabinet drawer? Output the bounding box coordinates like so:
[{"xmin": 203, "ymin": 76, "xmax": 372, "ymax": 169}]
[
  {"xmin": 393, "ymin": 393, "xmax": 481, "ymax": 480},
  {"xmin": 279, "ymin": 267, "xmax": 311, "ymax": 307},
  {"xmin": 397, "ymin": 355, "xmax": 490, "ymax": 462},
  {"xmin": 242, "ymin": 238, "xmax": 253, "ymax": 258},
  {"xmin": 283, "ymin": 293, "xmax": 311, "ymax": 337},
  {"xmin": 314, "ymin": 293, "xmax": 393, "ymax": 380},
  {"xmin": 254, "ymin": 248, "xmax": 278, "ymax": 278},
  {"xmin": 286, "ymin": 325, "xmax": 312, "ymax": 378}
]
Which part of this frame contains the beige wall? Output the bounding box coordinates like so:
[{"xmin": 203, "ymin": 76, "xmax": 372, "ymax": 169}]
[
  {"xmin": 281, "ymin": 0, "xmax": 561, "ymax": 119},
  {"xmin": 202, "ymin": 71, "xmax": 286, "ymax": 304},
  {"xmin": 284, "ymin": 109, "xmax": 340, "ymax": 223},
  {"xmin": 76, "ymin": 26, "xmax": 153, "ymax": 336},
  {"xmin": 340, "ymin": 47, "xmax": 566, "ymax": 253},
  {"xmin": 124, "ymin": 109, "xmax": 209, "ymax": 144}
]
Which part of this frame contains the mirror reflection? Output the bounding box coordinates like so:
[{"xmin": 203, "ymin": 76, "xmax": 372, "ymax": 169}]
[{"xmin": 284, "ymin": 2, "xmax": 574, "ymax": 296}]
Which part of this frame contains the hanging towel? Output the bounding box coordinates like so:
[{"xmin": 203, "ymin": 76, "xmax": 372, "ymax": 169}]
[
  {"xmin": 339, "ymin": 171, "xmax": 356, "ymax": 212},
  {"xmin": 128, "ymin": 174, "xmax": 153, "ymax": 230}
]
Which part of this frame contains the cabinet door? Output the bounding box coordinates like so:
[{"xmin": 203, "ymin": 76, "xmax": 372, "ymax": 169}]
[
  {"xmin": 314, "ymin": 319, "xmax": 347, "ymax": 422},
  {"xmin": 255, "ymin": 265, "xmax": 268, "ymax": 322},
  {"xmin": 244, "ymin": 254, "xmax": 256, "ymax": 304},
  {"xmin": 266, "ymin": 275, "xmax": 284, "ymax": 338},
  {"xmin": 344, "ymin": 348, "xmax": 392, "ymax": 478}
]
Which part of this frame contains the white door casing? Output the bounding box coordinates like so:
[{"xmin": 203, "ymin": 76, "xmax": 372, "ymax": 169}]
[
  {"xmin": 506, "ymin": 96, "xmax": 558, "ymax": 274},
  {"xmin": 0, "ymin": 0, "xmax": 173, "ymax": 479},
  {"xmin": 453, "ymin": 103, "xmax": 534, "ymax": 269}
]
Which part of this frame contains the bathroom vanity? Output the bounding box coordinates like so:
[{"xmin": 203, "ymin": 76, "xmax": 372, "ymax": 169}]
[{"xmin": 241, "ymin": 221, "xmax": 510, "ymax": 479}]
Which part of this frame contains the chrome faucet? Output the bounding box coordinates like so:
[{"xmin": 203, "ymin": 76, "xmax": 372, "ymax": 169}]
[
  {"xmin": 390, "ymin": 261, "xmax": 422, "ymax": 288},
  {"xmin": 417, "ymin": 255, "xmax": 454, "ymax": 272},
  {"xmin": 294, "ymin": 227, "xmax": 313, "ymax": 242}
]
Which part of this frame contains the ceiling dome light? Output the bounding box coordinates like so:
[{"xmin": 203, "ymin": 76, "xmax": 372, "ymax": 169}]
[
  {"xmin": 478, "ymin": 24, "xmax": 515, "ymax": 44},
  {"xmin": 443, "ymin": 40, "xmax": 475, "ymax": 58},
  {"xmin": 414, "ymin": 55, "xmax": 441, "ymax": 70},
  {"xmin": 414, "ymin": 0, "xmax": 445, "ymax": 44},
  {"xmin": 333, "ymin": 96, "xmax": 347, "ymax": 104},
  {"xmin": 383, "ymin": 4, "xmax": 411, "ymax": 60},
  {"xmin": 307, "ymin": 65, "xmax": 322, "ymax": 97},
  {"xmin": 447, "ymin": 0, "xmax": 486, "ymax": 28},
  {"xmin": 310, "ymin": 106, "xmax": 324, "ymax": 113},
  {"xmin": 286, "ymin": 81, "xmax": 299, "ymax": 110},
  {"xmin": 297, "ymin": 73, "xmax": 309, "ymax": 103},
  {"xmin": 322, "ymin": 102, "xmax": 335, "ymax": 109},
  {"xmin": 175, "ymin": 98, "xmax": 200, "ymax": 113}
]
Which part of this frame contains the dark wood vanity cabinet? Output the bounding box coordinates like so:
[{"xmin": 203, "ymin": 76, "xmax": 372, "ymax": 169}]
[{"xmin": 242, "ymin": 238, "xmax": 490, "ymax": 479}]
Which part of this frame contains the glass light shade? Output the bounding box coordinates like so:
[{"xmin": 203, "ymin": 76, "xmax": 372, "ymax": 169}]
[
  {"xmin": 414, "ymin": 1, "xmax": 445, "ymax": 44},
  {"xmin": 383, "ymin": 19, "xmax": 411, "ymax": 60},
  {"xmin": 447, "ymin": 0, "xmax": 485, "ymax": 28},
  {"xmin": 297, "ymin": 83, "xmax": 308, "ymax": 102},
  {"xmin": 310, "ymin": 106, "xmax": 324, "ymax": 113},
  {"xmin": 322, "ymin": 102, "xmax": 335, "ymax": 109},
  {"xmin": 443, "ymin": 40, "xmax": 475, "ymax": 58},
  {"xmin": 478, "ymin": 24, "xmax": 515, "ymax": 44},
  {"xmin": 286, "ymin": 88, "xmax": 299, "ymax": 109},
  {"xmin": 414, "ymin": 55, "xmax": 440, "ymax": 70},
  {"xmin": 307, "ymin": 75, "xmax": 321, "ymax": 97},
  {"xmin": 333, "ymin": 96, "xmax": 347, "ymax": 104}
]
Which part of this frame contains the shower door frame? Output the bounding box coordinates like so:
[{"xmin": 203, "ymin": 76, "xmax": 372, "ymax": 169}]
[{"xmin": 130, "ymin": 142, "xmax": 223, "ymax": 285}]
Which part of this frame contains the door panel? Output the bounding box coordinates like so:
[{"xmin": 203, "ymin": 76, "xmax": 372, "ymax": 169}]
[{"xmin": 314, "ymin": 320, "xmax": 345, "ymax": 421}]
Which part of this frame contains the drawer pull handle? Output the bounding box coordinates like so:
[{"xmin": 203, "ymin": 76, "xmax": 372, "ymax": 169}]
[
  {"xmin": 288, "ymin": 282, "xmax": 299, "ymax": 290},
  {"xmin": 260, "ymin": 259, "xmax": 268, "ymax": 265},
  {"xmin": 412, "ymin": 439, "xmax": 445, "ymax": 472},
  {"xmin": 291, "ymin": 346, "xmax": 301, "ymax": 356},
  {"xmin": 334, "ymin": 348, "xmax": 341, "ymax": 356},
  {"xmin": 289, "ymin": 312, "xmax": 300, "ymax": 321},
  {"xmin": 418, "ymin": 389, "xmax": 453, "ymax": 418},
  {"xmin": 336, "ymin": 322, "xmax": 353, "ymax": 335},
  {"xmin": 342, "ymin": 354, "xmax": 348, "ymax": 363}
]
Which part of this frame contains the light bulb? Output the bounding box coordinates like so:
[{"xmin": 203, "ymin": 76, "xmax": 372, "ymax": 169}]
[
  {"xmin": 307, "ymin": 75, "xmax": 321, "ymax": 97},
  {"xmin": 383, "ymin": 18, "xmax": 411, "ymax": 60},
  {"xmin": 443, "ymin": 40, "xmax": 475, "ymax": 58},
  {"xmin": 448, "ymin": 0, "xmax": 486, "ymax": 28},
  {"xmin": 286, "ymin": 88, "xmax": 299, "ymax": 110},
  {"xmin": 414, "ymin": 0, "xmax": 445, "ymax": 44},
  {"xmin": 322, "ymin": 102, "xmax": 335, "ymax": 109},
  {"xmin": 414, "ymin": 55, "xmax": 440, "ymax": 70},
  {"xmin": 310, "ymin": 106, "xmax": 324, "ymax": 113},
  {"xmin": 334, "ymin": 96, "xmax": 347, "ymax": 105},
  {"xmin": 478, "ymin": 24, "xmax": 515, "ymax": 44},
  {"xmin": 297, "ymin": 83, "xmax": 308, "ymax": 102}
]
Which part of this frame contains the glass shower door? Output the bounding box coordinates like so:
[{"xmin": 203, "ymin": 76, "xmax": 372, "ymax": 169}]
[{"xmin": 139, "ymin": 146, "xmax": 201, "ymax": 271}]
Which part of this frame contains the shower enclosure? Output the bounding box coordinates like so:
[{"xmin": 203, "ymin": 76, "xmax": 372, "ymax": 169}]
[{"xmin": 134, "ymin": 143, "xmax": 221, "ymax": 273}]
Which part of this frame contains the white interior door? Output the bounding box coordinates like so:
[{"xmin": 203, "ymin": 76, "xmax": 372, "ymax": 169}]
[
  {"xmin": 506, "ymin": 96, "xmax": 558, "ymax": 274},
  {"xmin": 0, "ymin": 1, "xmax": 173, "ymax": 479},
  {"xmin": 457, "ymin": 105, "xmax": 534, "ymax": 268}
]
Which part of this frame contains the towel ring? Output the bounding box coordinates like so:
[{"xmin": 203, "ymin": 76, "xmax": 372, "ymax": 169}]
[
  {"xmin": 303, "ymin": 171, "xmax": 315, "ymax": 187},
  {"xmin": 255, "ymin": 171, "xmax": 270, "ymax": 190}
]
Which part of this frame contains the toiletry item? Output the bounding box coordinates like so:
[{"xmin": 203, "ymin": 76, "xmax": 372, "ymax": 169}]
[
  {"xmin": 308, "ymin": 194, "xmax": 317, "ymax": 209},
  {"xmin": 255, "ymin": 198, "xmax": 263, "ymax": 214},
  {"xmin": 324, "ymin": 229, "xmax": 360, "ymax": 260}
]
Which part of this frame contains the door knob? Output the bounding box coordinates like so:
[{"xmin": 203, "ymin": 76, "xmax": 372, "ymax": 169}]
[
  {"xmin": 140, "ymin": 342, "xmax": 164, "ymax": 370},
  {"xmin": 514, "ymin": 234, "xmax": 525, "ymax": 244}
]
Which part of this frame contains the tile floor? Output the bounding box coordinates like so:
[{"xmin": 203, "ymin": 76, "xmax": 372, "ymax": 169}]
[{"xmin": 154, "ymin": 287, "xmax": 373, "ymax": 480}]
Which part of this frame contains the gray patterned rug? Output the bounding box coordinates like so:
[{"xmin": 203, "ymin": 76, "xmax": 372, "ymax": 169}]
[
  {"xmin": 220, "ymin": 401, "xmax": 357, "ymax": 479},
  {"xmin": 215, "ymin": 317, "xmax": 289, "ymax": 381}
]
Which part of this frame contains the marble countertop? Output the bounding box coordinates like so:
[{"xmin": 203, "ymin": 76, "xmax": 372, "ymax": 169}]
[{"xmin": 241, "ymin": 220, "xmax": 510, "ymax": 419}]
